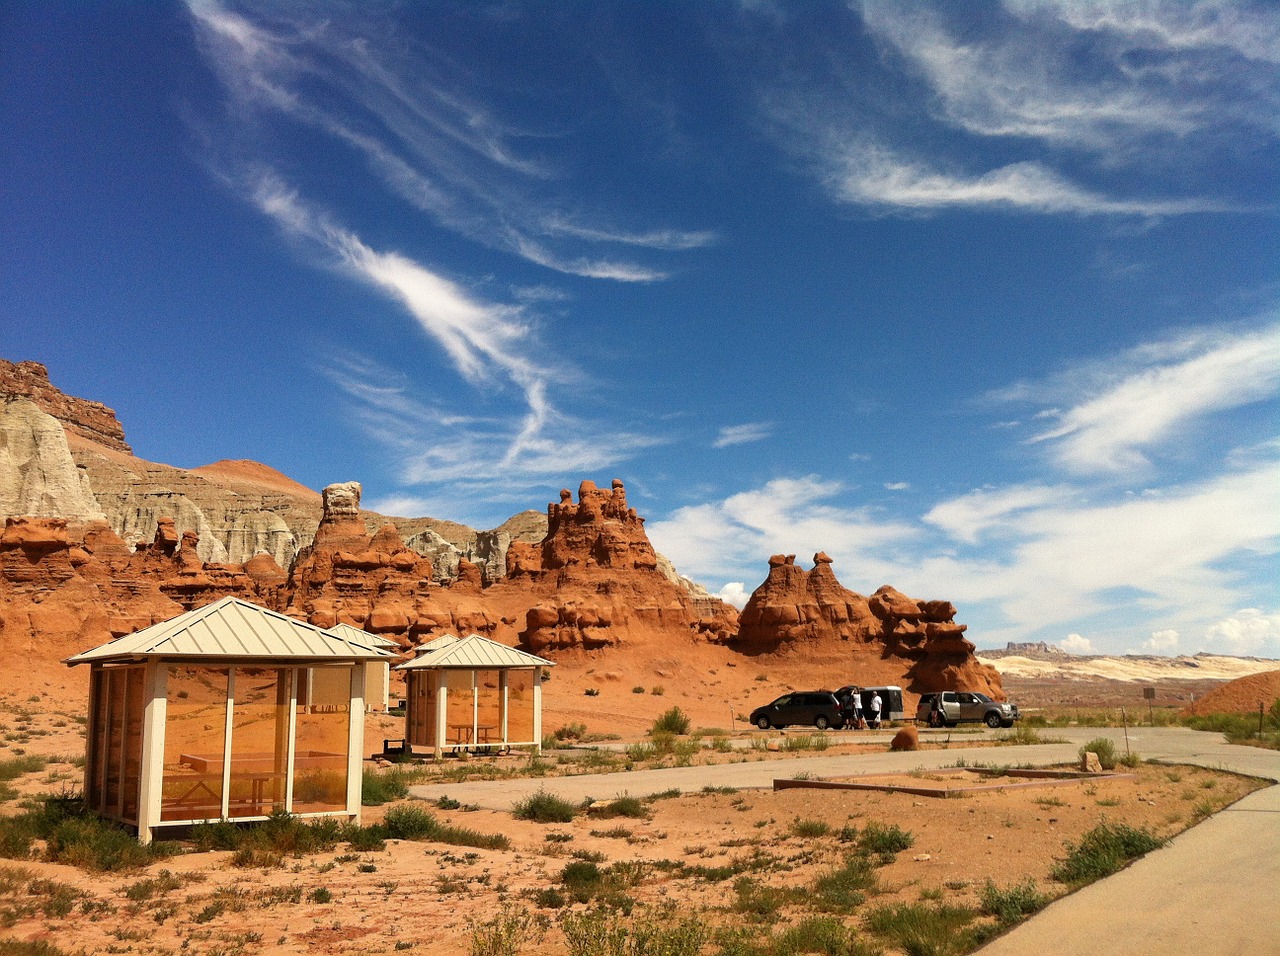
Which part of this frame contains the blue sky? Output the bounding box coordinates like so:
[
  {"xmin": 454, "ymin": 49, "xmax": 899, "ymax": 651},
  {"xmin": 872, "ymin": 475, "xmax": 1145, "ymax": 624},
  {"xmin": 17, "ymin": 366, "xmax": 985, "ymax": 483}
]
[{"xmin": 2, "ymin": 1, "xmax": 1278, "ymax": 657}]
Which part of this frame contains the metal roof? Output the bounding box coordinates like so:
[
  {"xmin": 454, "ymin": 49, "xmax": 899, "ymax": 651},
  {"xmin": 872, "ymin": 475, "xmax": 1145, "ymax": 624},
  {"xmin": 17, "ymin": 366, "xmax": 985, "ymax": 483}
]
[
  {"xmin": 65, "ymin": 597, "xmax": 391, "ymax": 666},
  {"xmin": 326, "ymin": 622, "xmax": 400, "ymax": 651},
  {"xmin": 396, "ymin": 634, "xmax": 554, "ymax": 671}
]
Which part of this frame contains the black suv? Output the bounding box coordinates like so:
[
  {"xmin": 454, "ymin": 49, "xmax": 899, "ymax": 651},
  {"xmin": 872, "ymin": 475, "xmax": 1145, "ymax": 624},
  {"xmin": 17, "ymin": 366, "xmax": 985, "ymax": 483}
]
[{"xmin": 749, "ymin": 691, "xmax": 843, "ymax": 730}]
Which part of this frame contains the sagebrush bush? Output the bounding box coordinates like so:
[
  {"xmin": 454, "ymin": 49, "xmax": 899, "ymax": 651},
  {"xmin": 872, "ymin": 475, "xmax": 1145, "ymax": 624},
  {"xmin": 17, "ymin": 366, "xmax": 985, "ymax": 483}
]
[
  {"xmin": 1079, "ymin": 737, "xmax": 1118, "ymax": 770},
  {"xmin": 1052, "ymin": 822, "xmax": 1164, "ymax": 885},
  {"xmin": 650, "ymin": 707, "xmax": 691, "ymax": 736},
  {"xmin": 512, "ymin": 789, "xmax": 577, "ymax": 823},
  {"xmin": 980, "ymin": 878, "xmax": 1049, "ymax": 924}
]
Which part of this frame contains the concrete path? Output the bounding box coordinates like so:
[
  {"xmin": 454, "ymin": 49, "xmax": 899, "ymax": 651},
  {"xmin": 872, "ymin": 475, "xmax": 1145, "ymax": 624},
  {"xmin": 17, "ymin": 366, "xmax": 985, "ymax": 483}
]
[{"xmin": 408, "ymin": 726, "xmax": 1280, "ymax": 955}]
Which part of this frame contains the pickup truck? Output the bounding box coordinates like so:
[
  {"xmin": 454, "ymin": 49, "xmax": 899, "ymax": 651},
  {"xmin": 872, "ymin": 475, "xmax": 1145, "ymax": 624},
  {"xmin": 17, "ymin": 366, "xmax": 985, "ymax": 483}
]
[{"xmin": 916, "ymin": 691, "xmax": 1019, "ymax": 728}]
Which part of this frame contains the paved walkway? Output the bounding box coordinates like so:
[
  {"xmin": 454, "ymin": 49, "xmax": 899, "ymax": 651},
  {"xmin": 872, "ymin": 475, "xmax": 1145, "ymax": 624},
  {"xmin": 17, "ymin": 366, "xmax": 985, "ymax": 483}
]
[{"xmin": 409, "ymin": 727, "xmax": 1280, "ymax": 955}]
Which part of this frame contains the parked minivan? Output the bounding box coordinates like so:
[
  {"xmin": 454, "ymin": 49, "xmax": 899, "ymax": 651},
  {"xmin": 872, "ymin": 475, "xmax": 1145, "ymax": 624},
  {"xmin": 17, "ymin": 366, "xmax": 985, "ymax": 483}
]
[{"xmin": 749, "ymin": 691, "xmax": 843, "ymax": 730}]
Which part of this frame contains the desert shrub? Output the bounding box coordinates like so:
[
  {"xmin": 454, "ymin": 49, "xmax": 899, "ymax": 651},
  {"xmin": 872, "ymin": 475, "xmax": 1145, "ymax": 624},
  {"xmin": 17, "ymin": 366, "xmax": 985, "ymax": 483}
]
[
  {"xmin": 772, "ymin": 916, "xmax": 870, "ymax": 956},
  {"xmin": 42, "ymin": 813, "xmax": 179, "ymax": 872},
  {"xmin": 469, "ymin": 903, "xmax": 545, "ymax": 956},
  {"xmin": 231, "ymin": 846, "xmax": 284, "ymax": 869},
  {"xmin": 811, "ymin": 853, "xmax": 879, "ymax": 912},
  {"xmin": 995, "ymin": 725, "xmax": 1051, "ymax": 746},
  {"xmin": 632, "ymin": 686, "xmax": 646, "ymax": 694},
  {"xmin": 560, "ymin": 860, "xmax": 605, "ymax": 903},
  {"xmin": 1051, "ymin": 822, "xmax": 1164, "ymax": 885},
  {"xmin": 1079, "ymin": 737, "xmax": 1118, "ymax": 770},
  {"xmin": 1118, "ymin": 751, "xmax": 1142, "ymax": 768},
  {"xmin": 0, "ymin": 940, "xmax": 76, "ymax": 956},
  {"xmin": 858, "ymin": 821, "xmax": 914, "ymax": 857},
  {"xmin": 192, "ymin": 819, "xmax": 245, "ymax": 852},
  {"xmin": 864, "ymin": 902, "xmax": 979, "ymax": 956},
  {"xmin": 513, "ymin": 789, "xmax": 577, "ymax": 823},
  {"xmin": 732, "ymin": 876, "xmax": 793, "ymax": 921},
  {"xmin": 124, "ymin": 869, "xmax": 184, "ymax": 901},
  {"xmin": 362, "ymin": 767, "xmax": 412, "ymax": 805},
  {"xmin": 555, "ymin": 723, "xmax": 588, "ymax": 742},
  {"xmin": 0, "ymin": 756, "xmax": 46, "ymax": 783},
  {"xmin": 789, "ymin": 818, "xmax": 830, "ymax": 838},
  {"xmin": 650, "ymin": 707, "xmax": 691, "ymax": 736},
  {"xmin": 345, "ymin": 826, "xmax": 387, "ymax": 852},
  {"xmin": 382, "ymin": 805, "xmax": 438, "ymax": 839},
  {"xmin": 591, "ymin": 795, "xmax": 648, "ymax": 820},
  {"xmin": 979, "ymin": 878, "xmax": 1050, "ymax": 924},
  {"xmin": 309, "ymin": 886, "xmax": 333, "ymax": 904}
]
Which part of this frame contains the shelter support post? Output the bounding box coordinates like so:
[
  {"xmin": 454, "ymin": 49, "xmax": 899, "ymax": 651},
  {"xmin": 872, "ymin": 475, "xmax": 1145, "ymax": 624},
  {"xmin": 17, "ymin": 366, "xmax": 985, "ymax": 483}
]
[
  {"xmin": 135, "ymin": 662, "xmax": 167, "ymax": 844},
  {"xmin": 346, "ymin": 664, "xmax": 364, "ymax": 824},
  {"xmin": 532, "ymin": 667, "xmax": 544, "ymax": 754}
]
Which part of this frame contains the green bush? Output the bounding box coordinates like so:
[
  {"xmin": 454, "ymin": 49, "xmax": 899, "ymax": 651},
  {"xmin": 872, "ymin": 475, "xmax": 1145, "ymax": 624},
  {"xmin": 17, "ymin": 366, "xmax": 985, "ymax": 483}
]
[
  {"xmin": 858, "ymin": 821, "xmax": 914, "ymax": 856},
  {"xmin": 650, "ymin": 707, "xmax": 691, "ymax": 736},
  {"xmin": 1079, "ymin": 737, "xmax": 1118, "ymax": 770},
  {"xmin": 811, "ymin": 854, "xmax": 879, "ymax": 912},
  {"xmin": 979, "ymin": 878, "xmax": 1049, "ymax": 924},
  {"xmin": 362, "ymin": 767, "xmax": 412, "ymax": 805},
  {"xmin": 591, "ymin": 794, "xmax": 648, "ymax": 820},
  {"xmin": 864, "ymin": 902, "xmax": 980, "ymax": 956},
  {"xmin": 772, "ymin": 916, "xmax": 868, "ymax": 956},
  {"xmin": 513, "ymin": 789, "xmax": 577, "ymax": 823},
  {"xmin": 1052, "ymin": 822, "xmax": 1165, "ymax": 885},
  {"xmin": 383, "ymin": 805, "xmax": 438, "ymax": 839},
  {"xmin": 469, "ymin": 904, "xmax": 544, "ymax": 956}
]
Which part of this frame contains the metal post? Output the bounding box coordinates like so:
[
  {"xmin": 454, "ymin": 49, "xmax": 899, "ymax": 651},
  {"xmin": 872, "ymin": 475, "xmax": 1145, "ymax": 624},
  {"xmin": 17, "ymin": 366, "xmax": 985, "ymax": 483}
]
[{"xmin": 1121, "ymin": 707, "xmax": 1130, "ymax": 757}]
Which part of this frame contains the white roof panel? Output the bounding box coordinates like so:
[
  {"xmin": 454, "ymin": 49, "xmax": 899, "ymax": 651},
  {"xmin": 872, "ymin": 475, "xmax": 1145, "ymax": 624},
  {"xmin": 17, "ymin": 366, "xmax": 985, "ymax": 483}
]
[
  {"xmin": 397, "ymin": 634, "xmax": 553, "ymax": 670},
  {"xmin": 326, "ymin": 622, "xmax": 399, "ymax": 651},
  {"xmin": 66, "ymin": 597, "xmax": 388, "ymax": 665}
]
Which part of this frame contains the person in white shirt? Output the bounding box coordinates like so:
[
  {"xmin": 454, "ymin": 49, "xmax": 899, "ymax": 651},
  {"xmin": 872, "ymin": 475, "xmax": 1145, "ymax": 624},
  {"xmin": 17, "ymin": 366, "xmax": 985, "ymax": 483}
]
[{"xmin": 869, "ymin": 691, "xmax": 882, "ymax": 729}]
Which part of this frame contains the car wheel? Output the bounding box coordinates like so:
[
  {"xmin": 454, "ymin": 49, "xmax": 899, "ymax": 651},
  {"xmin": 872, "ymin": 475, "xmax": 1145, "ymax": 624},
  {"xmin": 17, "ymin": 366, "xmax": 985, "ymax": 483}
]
[
  {"xmin": 815, "ymin": 715, "xmax": 830, "ymax": 730},
  {"xmin": 1000, "ymin": 719, "xmax": 1015, "ymax": 728},
  {"xmin": 945, "ymin": 721, "xmax": 958, "ymax": 728},
  {"xmin": 929, "ymin": 712, "xmax": 944, "ymax": 729},
  {"xmin": 985, "ymin": 712, "xmax": 1002, "ymax": 728},
  {"xmin": 755, "ymin": 716, "xmax": 771, "ymax": 730}
]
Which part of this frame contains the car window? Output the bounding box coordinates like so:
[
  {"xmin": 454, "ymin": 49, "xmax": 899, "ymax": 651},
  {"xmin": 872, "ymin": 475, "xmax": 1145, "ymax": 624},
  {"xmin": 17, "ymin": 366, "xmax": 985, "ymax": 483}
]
[
  {"xmin": 942, "ymin": 692, "xmax": 957, "ymax": 702},
  {"xmin": 959, "ymin": 694, "xmax": 977, "ymax": 704},
  {"xmin": 774, "ymin": 695, "xmax": 792, "ymax": 706},
  {"xmin": 973, "ymin": 693, "xmax": 991, "ymax": 703}
]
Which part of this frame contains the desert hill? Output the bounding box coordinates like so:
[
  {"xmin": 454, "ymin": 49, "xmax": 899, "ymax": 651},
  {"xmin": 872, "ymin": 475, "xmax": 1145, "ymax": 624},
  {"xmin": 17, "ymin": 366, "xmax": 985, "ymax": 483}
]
[{"xmin": 1181, "ymin": 669, "xmax": 1280, "ymax": 716}]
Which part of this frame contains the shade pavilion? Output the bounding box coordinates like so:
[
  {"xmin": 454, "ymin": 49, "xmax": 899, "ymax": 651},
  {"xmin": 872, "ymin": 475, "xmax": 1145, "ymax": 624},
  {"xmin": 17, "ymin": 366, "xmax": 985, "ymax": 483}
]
[
  {"xmin": 396, "ymin": 635, "xmax": 553, "ymax": 757},
  {"xmin": 65, "ymin": 596, "xmax": 390, "ymax": 843},
  {"xmin": 325, "ymin": 622, "xmax": 400, "ymax": 712}
]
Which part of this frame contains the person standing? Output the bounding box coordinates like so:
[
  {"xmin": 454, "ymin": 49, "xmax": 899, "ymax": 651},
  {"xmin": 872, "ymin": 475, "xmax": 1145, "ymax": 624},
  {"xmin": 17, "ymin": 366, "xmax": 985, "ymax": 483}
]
[{"xmin": 869, "ymin": 691, "xmax": 882, "ymax": 730}]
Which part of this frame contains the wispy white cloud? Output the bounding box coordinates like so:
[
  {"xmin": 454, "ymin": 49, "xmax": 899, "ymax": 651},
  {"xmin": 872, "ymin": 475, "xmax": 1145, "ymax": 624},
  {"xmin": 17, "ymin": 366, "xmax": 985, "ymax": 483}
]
[
  {"xmin": 924, "ymin": 484, "xmax": 1076, "ymax": 543},
  {"xmin": 860, "ymin": 1, "xmax": 1280, "ymax": 150},
  {"xmin": 185, "ymin": 0, "xmax": 707, "ymax": 281},
  {"xmin": 829, "ymin": 148, "xmax": 1235, "ymax": 217},
  {"xmin": 883, "ymin": 482, "xmax": 910, "ymax": 491},
  {"xmin": 1018, "ymin": 323, "xmax": 1280, "ymax": 473},
  {"xmin": 757, "ymin": 1, "xmax": 1276, "ymax": 217},
  {"xmin": 713, "ymin": 422, "xmax": 774, "ymax": 448}
]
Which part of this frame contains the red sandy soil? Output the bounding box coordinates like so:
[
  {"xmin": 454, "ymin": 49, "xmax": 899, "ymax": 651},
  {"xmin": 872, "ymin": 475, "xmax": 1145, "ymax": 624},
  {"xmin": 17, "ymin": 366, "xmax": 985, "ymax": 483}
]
[
  {"xmin": 0, "ymin": 689, "xmax": 1268, "ymax": 956},
  {"xmin": 1182, "ymin": 670, "xmax": 1280, "ymax": 716}
]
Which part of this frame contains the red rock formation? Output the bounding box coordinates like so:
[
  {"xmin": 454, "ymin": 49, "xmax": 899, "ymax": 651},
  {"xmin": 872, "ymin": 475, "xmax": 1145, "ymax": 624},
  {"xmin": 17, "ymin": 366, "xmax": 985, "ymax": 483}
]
[
  {"xmin": 0, "ymin": 360, "xmax": 131, "ymax": 453},
  {"xmin": 499, "ymin": 480, "xmax": 736, "ymax": 654},
  {"xmin": 734, "ymin": 553, "xmax": 1003, "ymax": 699},
  {"xmin": 0, "ymin": 515, "xmax": 288, "ymax": 687}
]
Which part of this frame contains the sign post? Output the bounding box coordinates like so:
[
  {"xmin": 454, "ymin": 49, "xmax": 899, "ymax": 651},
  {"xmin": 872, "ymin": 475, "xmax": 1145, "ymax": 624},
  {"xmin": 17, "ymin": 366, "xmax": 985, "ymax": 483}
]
[{"xmin": 1143, "ymin": 686, "xmax": 1155, "ymax": 725}]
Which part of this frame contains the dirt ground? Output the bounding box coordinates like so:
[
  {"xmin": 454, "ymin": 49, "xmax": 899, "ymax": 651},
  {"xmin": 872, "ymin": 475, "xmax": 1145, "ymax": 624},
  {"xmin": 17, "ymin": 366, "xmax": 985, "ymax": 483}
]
[{"xmin": 0, "ymin": 692, "xmax": 1268, "ymax": 956}]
